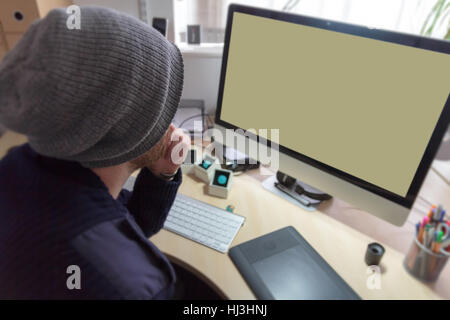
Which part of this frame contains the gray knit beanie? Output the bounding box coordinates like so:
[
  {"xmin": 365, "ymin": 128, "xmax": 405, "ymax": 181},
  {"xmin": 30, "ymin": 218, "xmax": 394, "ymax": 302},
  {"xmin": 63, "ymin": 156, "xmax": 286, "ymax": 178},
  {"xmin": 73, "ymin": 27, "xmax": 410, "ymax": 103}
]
[{"xmin": 0, "ymin": 6, "xmax": 184, "ymax": 168}]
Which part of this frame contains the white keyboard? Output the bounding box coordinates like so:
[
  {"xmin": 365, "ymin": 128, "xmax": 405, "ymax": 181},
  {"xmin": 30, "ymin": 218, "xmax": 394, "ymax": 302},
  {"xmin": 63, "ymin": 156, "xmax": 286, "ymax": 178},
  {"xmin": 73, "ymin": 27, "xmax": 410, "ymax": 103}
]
[{"xmin": 164, "ymin": 194, "xmax": 245, "ymax": 253}]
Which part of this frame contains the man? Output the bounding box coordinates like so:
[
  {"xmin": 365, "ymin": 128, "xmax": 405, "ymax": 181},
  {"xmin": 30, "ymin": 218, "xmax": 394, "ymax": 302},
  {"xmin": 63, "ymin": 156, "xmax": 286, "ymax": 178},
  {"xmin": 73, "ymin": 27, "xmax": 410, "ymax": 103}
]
[{"xmin": 0, "ymin": 7, "xmax": 191, "ymax": 299}]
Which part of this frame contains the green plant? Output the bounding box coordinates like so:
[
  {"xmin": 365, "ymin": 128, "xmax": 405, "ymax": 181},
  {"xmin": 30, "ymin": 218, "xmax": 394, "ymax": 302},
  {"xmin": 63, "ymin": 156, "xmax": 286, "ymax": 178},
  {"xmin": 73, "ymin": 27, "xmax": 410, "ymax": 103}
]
[{"xmin": 420, "ymin": 0, "xmax": 450, "ymax": 40}]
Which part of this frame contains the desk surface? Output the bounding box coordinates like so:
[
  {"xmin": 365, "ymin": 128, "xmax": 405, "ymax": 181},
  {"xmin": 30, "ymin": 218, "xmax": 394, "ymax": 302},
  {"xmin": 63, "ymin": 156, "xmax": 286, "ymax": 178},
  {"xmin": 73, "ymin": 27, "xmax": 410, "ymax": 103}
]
[
  {"xmin": 0, "ymin": 131, "xmax": 448, "ymax": 299},
  {"xmin": 151, "ymin": 171, "xmax": 446, "ymax": 300}
]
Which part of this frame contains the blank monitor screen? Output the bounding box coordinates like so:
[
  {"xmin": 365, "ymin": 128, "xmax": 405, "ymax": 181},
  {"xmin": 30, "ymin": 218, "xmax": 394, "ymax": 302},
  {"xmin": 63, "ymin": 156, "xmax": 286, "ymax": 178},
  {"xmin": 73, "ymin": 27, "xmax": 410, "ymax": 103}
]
[{"xmin": 219, "ymin": 11, "xmax": 450, "ymax": 200}]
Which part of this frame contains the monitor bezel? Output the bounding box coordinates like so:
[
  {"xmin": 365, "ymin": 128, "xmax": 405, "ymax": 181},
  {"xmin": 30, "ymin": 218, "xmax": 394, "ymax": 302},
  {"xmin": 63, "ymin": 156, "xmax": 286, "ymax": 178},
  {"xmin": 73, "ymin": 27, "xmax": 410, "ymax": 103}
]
[{"xmin": 215, "ymin": 4, "xmax": 450, "ymax": 208}]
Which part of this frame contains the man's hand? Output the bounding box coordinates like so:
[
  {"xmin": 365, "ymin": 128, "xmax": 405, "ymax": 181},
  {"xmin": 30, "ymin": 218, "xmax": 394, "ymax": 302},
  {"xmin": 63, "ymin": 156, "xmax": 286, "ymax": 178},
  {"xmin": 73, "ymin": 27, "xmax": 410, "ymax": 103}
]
[{"xmin": 147, "ymin": 124, "xmax": 191, "ymax": 178}]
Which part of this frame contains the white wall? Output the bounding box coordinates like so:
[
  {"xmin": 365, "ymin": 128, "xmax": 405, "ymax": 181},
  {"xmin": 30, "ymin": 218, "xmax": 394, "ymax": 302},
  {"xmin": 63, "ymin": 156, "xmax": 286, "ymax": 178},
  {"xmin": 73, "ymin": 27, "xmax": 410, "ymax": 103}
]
[{"xmin": 181, "ymin": 55, "xmax": 221, "ymax": 113}]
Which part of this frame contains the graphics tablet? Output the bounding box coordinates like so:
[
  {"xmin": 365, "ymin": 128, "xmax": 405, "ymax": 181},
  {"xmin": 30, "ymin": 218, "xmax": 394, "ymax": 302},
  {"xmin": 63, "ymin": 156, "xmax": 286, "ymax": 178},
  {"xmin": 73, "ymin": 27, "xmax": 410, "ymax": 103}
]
[{"xmin": 229, "ymin": 226, "xmax": 361, "ymax": 300}]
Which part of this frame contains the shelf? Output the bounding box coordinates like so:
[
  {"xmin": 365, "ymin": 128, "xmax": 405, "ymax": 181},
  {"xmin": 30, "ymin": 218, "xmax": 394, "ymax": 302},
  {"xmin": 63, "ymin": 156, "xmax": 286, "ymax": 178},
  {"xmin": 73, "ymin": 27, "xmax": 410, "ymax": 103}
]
[{"xmin": 177, "ymin": 43, "xmax": 223, "ymax": 58}]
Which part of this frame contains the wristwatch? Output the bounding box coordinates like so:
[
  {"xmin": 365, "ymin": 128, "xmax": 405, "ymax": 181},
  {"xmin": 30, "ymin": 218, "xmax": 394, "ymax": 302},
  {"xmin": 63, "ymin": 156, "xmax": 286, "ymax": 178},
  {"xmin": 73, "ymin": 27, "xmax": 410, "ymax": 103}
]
[{"xmin": 159, "ymin": 169, "xmax": 179, "ymax": 181}]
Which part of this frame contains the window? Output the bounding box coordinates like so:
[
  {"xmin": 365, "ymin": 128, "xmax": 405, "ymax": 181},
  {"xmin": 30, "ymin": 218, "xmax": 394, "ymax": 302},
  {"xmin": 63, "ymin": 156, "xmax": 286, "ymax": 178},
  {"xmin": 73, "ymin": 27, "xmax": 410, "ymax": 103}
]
[{"xmin": 173, "ymin": 0, "xmax": 449, "ymax": 45}]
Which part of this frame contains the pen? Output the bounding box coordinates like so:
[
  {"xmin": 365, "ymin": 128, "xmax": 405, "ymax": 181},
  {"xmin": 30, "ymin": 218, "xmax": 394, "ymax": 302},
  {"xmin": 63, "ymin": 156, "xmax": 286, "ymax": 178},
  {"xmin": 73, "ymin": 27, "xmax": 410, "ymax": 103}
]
[
  {"xmin": 439, "ymin": 209, "xmax": 446, "ymax": 222},
  {"xmin": 431, "ymin": 232, "xmax": 438, "ymax": 253},
  {"xmin": 437, "ymin": 230, "xmax": 444, "ymax": 243},
  {"xmin": 418, "ymin": 216, "xmax": 429, "ymax": 243},
  {"xmin": 423, "ymin": 225, "xmax": 430, "ymax": 249},
  {"xmin": 418, "ymin": 224, "xmax": 424, "ymax": 243},
  {"xmin": 431, "ymin": 231, "xmax": 444, "ymax": 254},
  {"xmin": 432, "ymin": 242, "xmax": 441, "ymax": 254},
  {"xmin": 434, "ymin": 205, "xmax": 444, "ymax": 222},
  {"xmin": 428, "ymin": 204, "xmax": 437, "ymax": 220},
  {"xmin": 426, "ymin": 226, "xmax": 435, "ymax": 249}
]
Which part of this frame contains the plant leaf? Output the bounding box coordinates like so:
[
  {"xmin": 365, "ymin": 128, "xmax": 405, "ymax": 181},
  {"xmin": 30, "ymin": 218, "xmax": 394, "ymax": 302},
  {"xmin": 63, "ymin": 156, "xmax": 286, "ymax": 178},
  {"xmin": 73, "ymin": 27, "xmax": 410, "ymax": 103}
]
[
  {"xmin": 421, "ymin": 0, "xmax": 441, "ymax": 35},
  {"xmin": 444, "ymin": 28, "xmax": 450, "ymax": 40},
  {"xmin": 426, "ymin": 0, "xmax": 445, "ymax": 36},
  {"xmin": 425, "ymin": 0, "xmax": 446, "ymax": 36},
  {"xmin": 437, "ymin": 1, "xmax": 450, "ymax": 27}
]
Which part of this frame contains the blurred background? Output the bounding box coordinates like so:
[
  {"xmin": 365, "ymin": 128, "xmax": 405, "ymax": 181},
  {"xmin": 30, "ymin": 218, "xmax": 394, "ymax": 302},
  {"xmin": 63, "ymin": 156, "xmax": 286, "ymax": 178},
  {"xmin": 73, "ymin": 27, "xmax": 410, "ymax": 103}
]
[{"xmin": 1, "ymin": 0, "xmax": 448, "ymax": 113}]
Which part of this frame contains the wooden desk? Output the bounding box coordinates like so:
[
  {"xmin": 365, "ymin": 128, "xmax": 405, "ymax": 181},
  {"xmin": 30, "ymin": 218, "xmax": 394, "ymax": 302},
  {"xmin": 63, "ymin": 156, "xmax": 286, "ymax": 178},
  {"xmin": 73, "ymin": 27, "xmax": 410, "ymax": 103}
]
[
  {"xmin": 0, "ymin": 131, "xmax": 447, "ymax": 299},
  {"xmin": 152, "ymin": 172, "xmax": 446, "ymax": 300}
]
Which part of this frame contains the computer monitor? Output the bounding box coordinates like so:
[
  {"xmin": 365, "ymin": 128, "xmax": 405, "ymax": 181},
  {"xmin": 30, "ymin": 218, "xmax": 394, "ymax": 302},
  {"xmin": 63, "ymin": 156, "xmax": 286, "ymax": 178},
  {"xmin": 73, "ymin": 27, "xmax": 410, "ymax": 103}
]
[{"xmin": 214, "ymin": 4, "xmax": 450, "ymax": 226}]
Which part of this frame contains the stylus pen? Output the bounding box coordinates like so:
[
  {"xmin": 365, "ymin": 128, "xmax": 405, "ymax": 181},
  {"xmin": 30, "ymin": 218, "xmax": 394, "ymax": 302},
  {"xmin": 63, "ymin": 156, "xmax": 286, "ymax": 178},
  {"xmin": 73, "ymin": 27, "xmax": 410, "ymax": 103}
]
[{"xmin": 274, "ymin": 182, "xmax": 311, "ymax": 207}]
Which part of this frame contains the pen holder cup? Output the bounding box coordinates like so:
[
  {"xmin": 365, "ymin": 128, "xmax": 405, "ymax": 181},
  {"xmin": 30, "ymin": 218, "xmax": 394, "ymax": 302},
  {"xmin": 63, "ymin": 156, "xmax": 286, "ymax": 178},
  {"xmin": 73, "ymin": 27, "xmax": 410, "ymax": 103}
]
[{"xmin": 403, "ymin": 237, "xmax": 449, "ymax": 282}]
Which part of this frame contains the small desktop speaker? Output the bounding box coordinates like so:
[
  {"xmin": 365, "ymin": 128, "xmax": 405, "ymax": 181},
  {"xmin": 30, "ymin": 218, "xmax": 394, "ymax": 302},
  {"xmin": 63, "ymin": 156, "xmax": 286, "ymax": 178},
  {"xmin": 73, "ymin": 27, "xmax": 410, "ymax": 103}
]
[
  {"xmin": 194, "ymin": 154, "xmax": 219, "ymax": 183},
  {"xmin": 208, "ymin": 168, "xmax": 233, "ymax": 199}
]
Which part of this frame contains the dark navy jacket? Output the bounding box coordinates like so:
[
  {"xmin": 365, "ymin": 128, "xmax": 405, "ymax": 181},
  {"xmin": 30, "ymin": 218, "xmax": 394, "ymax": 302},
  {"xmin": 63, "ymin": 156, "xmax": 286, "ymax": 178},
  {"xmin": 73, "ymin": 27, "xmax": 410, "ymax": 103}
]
[{"xmin": 0, "ymin": 144, "xmax": 181, "ymax": 299}]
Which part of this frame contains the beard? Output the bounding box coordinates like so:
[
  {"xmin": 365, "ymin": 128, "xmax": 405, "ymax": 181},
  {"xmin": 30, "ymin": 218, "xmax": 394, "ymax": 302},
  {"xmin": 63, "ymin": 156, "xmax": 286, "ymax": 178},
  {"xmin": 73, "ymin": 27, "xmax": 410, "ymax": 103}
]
[{"xmin": 130, "ymin": 132, "xmax": 168, "ymax": 170}]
